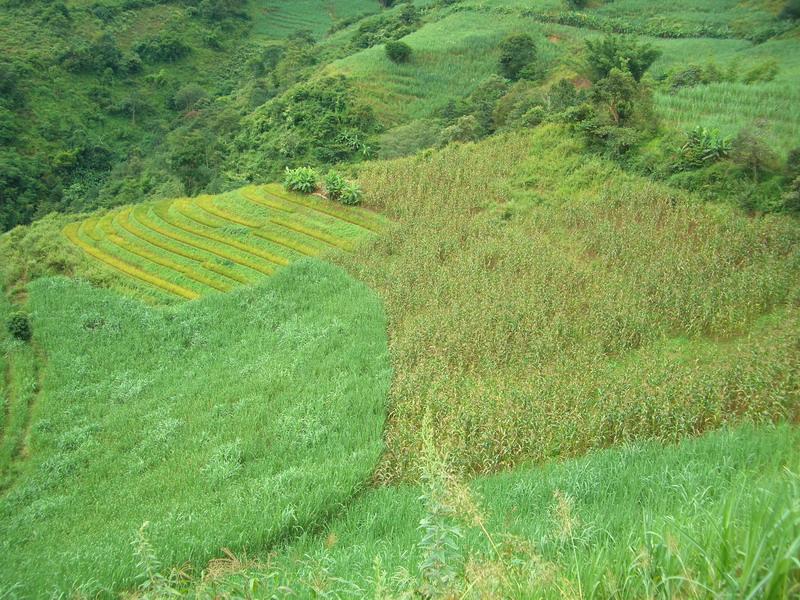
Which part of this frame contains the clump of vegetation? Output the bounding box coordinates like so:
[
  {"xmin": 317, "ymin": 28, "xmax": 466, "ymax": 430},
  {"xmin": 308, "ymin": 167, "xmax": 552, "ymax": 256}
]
[
  {"xmin": 385, "ymin": 40, "xmax": 412, "ymax": 63},
  {"xmin": 283, "ymin": 166, "xmax": 319, "ymax": 194},
  {"xmin": 339, "ymin": 181, "xmax": 363, "ymax": 206},
  {"xmin": 498, "ymin": 33, "xmax": 537, "ymax": 81},
  {"xmin": 6, "ymin": 310, "xmax": 31, "ymax": 341},
  {"xmin": 676, "ymin": 126, "xmax": 732, "ymax": 170},
  {"xmin": 323, "ymin": 169, "xmax": 362, "ymax": 205}
]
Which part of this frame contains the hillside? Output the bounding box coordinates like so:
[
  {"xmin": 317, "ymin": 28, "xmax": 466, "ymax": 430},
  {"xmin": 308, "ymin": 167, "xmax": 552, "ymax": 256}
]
[{"xmin": 1, "ymin": 0, "xmax": 800, "ymax": 598}]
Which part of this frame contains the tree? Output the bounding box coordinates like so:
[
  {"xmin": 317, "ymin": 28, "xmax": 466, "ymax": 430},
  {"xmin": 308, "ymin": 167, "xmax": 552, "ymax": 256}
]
[
  {"xmin": 173, "ymin": 84, "xmax": 207, "ymax": 112},
  {"xmin": 498, "ymin": 33, "xmax": 537, "ymax": 81},
  {"xmin": 585, "ymin": 36, "xmax": 660, "ymax": 82},
  {"xmin": 732, "ymin": 125, "xmax": 780, "ymax": 182},
  {"xmin": 591, "ymin": 68, "xmax": 639, "ymax": 126},
  {"xmin": 385, "ymin": 40, "xmax": 412, "ymax": 63}
]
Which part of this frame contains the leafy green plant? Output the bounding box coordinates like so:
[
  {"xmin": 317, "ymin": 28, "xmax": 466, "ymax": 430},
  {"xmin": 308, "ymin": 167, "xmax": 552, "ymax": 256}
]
[
  {"xmin": 339, "ymin": 181, "xmax": 363, "ymax": 206},
  {"xmin": 7, "ymin": 310, "xmax": 31, "ymax": 341},
  {"xmin": 385, "ymin": 40, "xmax": 412, "ymax": 64},
  {"xmin": 324, "ymin": 170, "xmax": 347, "ymax": 200},
  {"xmin": 283, "ymin": 166, "xmax": 319, "ymax": 194},
  {"xmin": 677, "ymin": 126, "xmax": 732, "ymax": 170}
]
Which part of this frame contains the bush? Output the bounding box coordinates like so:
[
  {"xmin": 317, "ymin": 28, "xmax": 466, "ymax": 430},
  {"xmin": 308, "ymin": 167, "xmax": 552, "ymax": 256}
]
[
  {"xmin": 385, "ymin": 40, "xmax": 412, "ymax": 63},
  {"xmin": 339, "ymin": 181, "xmax": 363, "ymax": 206},
  {"xmin": 780, "ymin": 0, "xmax": 800, "ymax": 20},
  {"xmin": 676, "ymin": 126, "xmax": 732, "ymax": 171},
  {"xmin": 7, "ymin": 311, "xmax": 31, "ymax": 341},
  {"xmin": 585, "ymin": 36, "xmax": 660, "ymax": 83},
  {"xmin": 498, "ymin": 33, "xmax": 537, "ymax": 81},
  {"xmin": 324, "ymin": 170, "xmax": 347, "ymax": 200},
  {"xmin": 284, "ymin": 167, "xmax": 319, "ymax": 193}
]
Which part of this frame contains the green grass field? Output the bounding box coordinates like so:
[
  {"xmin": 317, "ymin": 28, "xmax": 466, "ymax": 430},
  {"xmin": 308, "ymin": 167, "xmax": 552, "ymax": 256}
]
[
  {"xmin": 198, "ymin": 425, "xmax": 800, "ymax": 598},
  {"xmin": 0, "ymin": 260, "xmax": 390, "ymax": 596}
]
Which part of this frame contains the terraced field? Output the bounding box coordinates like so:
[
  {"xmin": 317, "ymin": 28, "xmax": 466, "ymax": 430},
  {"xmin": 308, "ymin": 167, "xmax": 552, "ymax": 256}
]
[{"xmin": 63, "ymin": 184, "xmax": 387, "ymax": 301}]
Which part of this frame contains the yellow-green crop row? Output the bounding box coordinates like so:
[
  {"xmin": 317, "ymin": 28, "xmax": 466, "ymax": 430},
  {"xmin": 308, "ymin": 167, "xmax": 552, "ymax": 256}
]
[
  {"xmin": 261, "ymin": 184, "xmax": 385, "ymax": 233},
  {"xmin": 173, "ymin": 199, "xmax": 224, "ymax": 229},
  {"xmin": 95, "ymin": 213, "xmax": 232, "ymax": 293},
  {"xmin": 251, "ymin": 227, "xmax": 321, "ymax": 257},
  {"xmin": 64, "ymin": 222, "xmax": 199, "ymax": 300},
  {"xmin": 271, "ymin": 216, "xmax": 355, "ymax": 251},
  {"xmin": 196, "ymin": 196, "xmax": 262, "ymax": 228},
  {"xmin": 191, "ymin": 197, "xmax": 321, "ymax": 257},
  {"xmin": 136, "ymin": 206, "xmax": 275, "ymax": 277},
  {"xmin": 239, "ymin": 187, "xmax": 296, "ymax": 213},
  {"xmin": 153, "ymin": 202, "xmax": 289, "ymax": 267},
  {"xmin": 116, "ymin": 209, "xmax": 250, "ymax": 285}
]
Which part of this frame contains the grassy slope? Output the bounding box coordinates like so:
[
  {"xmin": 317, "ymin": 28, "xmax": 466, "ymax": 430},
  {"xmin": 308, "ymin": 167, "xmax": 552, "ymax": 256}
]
[
  {"xmin": 201, "ymin": 425, "xmax": 800, "ymax": 598},
  {"xmin": 325, "ymin": 0, "xmax": 800, "ymax": 152},
  {"xmin": 0, "ymin": 260, "xmax": 391, "ymax": 597},
  {"xmin": 336, "ymin": 125, "xmax": 800, "ymax": 481}
]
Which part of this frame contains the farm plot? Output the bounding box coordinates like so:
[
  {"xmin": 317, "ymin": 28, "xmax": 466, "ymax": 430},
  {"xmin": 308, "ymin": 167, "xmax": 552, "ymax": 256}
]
[{"xmin": 63, "ymin": 185, "xmax": 386, "ymax": 302}]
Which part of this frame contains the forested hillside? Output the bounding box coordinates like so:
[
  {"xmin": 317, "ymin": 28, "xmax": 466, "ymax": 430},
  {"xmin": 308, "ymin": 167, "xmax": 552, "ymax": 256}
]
[{"xmin": 1, "ymin": 0, "xmax": 799, "ymax": 598}]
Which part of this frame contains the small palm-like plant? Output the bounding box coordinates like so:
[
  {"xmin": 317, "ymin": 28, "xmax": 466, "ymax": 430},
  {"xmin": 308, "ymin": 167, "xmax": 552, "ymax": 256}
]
[{"xmin": 678, "ymin": 126, "xmax": 732, "ymax": 169}]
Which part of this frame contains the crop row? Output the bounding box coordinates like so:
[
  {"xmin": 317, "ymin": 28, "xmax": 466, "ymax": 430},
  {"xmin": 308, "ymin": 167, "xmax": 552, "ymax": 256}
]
[
  {"xmin": 271, "ymin": 217, "xmax": 355, "ymax": 251},
  {"xmin": 261, "ymin": 185, "xmax": 385, "ymax": 233},
  {"xmin": 115, "ymin": 209, "xmax": 250, "ymax": 285},
  {"xmin": 64, "ymin": 222, "xmax": 199, "ymax": 300},
  {"xmin": 95, "ymin": 214, "xmax": 232, "ymax": 293},
  {"xmin": 192, "ymin": 197, "xmax": 323, "ymax": 257},
  {"xmin": 134, "ymin": 206, "xmax": 275, "ymax": 277},
  {"xmin": 239, "ymin": 188, "xmax": 295, "ymax": 213},
  {"xmin": 153, "ymin": 202, "xmax": 289, "ymax": 267}
]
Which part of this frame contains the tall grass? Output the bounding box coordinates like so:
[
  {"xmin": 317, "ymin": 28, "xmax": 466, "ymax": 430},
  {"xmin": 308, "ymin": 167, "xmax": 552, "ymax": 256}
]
[
  {"xmin": 0, "ymin": 260, "xmax": 391, "ymax": 597},
  {"xmin": 337, "ymin": 125, "xmax": 800, "ymax": 481},
  {"xmin": 188, "ymin": 426, "xmax": 800, "ymax": 599}
]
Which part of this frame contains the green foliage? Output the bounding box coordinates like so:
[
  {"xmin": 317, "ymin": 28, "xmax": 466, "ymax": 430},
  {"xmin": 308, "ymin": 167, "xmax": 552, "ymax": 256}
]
[
  {"xmin": 676, "ymin": 126, "xmax": 732, "ymax": 170},
  {"xmin": 237, "ymin": 76, "xmax": 376, "ymax": 180},
  {"xmin": 780, "ymin": 0, "xmax": 800, "ymax": 20},
  {"xmin": 0, "ymin": 261, "xmax": 390, "ymax": 596},
  {"xmin": 339, "ymin": 181, "xmax": 363, "ymax": 206},
  {"xmin": 664, "ymin": 62, "xmax": 727, "ymax": 90},
  {"xmin": 732, "ymin": 124, "xmax": 781, "ymax": 182},
  {"xmin": 6, "ymin": 311, "xmax": 31, "ymax": 341},
  {"xmin": 179, "ymin": 426, "xmax": 800, "ymax": 598},
  {"xmin": 134, "ymin": 32, "xmax": 191, "ymax": 64},
  {"xmin": 284, "ymin": 166, "xmax": 319, "ymax": 193},
  {"xmin": 323, "ymin": 169, "xmax": 347, "ymax": 200},
  {"xmin": 351, "ymin": 5, "xmax": 421, "ymax": 49},
  {"xmin": 564, "ymin": 0, "xmax": 589, "ymax": 10},
  {"xmin": 585, "ymin": 35, "xmax": 661, "ymax": 82},
  {"xmin": 498, "ymin": 33, "xmax": 537, "ymax": 81},
  {"xmin": 742, "ymin": 59, "xmax": 779, "ymax": 85},
  {"xmin": 385, "ymin": 40, "xmax": 412, "ymax": 63},
  {"xmin": 440, "ymin": 114, "xmax": 482, "ymax": 145}
]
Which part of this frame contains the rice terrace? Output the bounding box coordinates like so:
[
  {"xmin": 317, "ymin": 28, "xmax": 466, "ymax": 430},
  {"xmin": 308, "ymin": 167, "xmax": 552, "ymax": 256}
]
[{"xmin": 1, "ymin": 0, "xmax": 800, "ymax": 598}]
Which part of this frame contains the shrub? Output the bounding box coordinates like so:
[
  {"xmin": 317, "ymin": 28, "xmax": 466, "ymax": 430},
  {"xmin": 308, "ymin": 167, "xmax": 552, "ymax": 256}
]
[
  {"xmin": 385, "ymin": 40, "xmax": 412, "ymax": 63},
  {"xmin": 564, "ymin": 0, "xmax": 589, "ymax": 8},
  {"xmin": 585, "ymin": 36, "xmax": 660, "ymax": 83},
  {"xmin": 7, "ymin": 310, "xmax": 31, "ymax": 341},
  {"xmin": 440, "ymin": 115, "xmax": 482, "ymax": 145},
  {"xmin": 676, "ymin": 126, "xmax": 732, "ymax": 170},
  {"xmin": 498, "ymin": 33, "xmax": 537, "ymax": 81},
  {"xmin": 742, "ymin": 60, "xmax": 779, "ymax": 84},
  {"xmin": 339, "ymin": 181, "xmax": 363, "ymax": 206},
  {"xmin": 732, "ymin": 126, "xmax": 780, "ymax": 182},
  {"xmin": 324, "ymin": 170, "xmax": 347, "ymax": 200},
  {"xmin": 780, "ymin": 0, "xmax": 800, "ymax": 20},
  {"xmin": 284, "ymin": 167, "xmax": 319, "ymax": 193}
]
